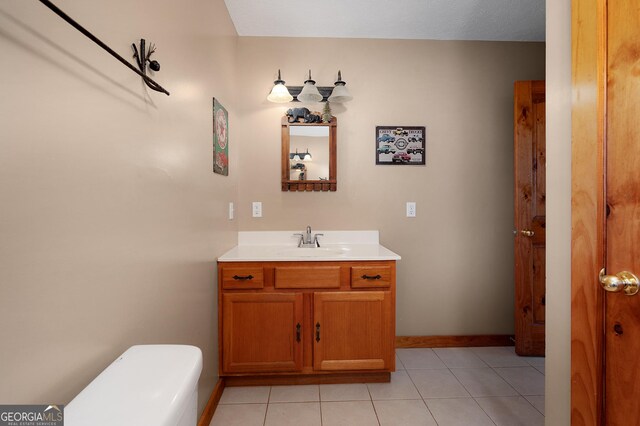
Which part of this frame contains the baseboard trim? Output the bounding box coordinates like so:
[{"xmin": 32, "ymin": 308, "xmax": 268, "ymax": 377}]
[
  {"xmin": 396, "ymin": 335, "xmax": 515, "ymax": 348},
  {"xmin": 197, "ymin": 378, "xmax": 225, "ymax": 426}
]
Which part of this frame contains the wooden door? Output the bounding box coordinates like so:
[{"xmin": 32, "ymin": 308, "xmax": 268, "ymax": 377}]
[
  {"xmin": 603, "ymin": 2, "xmax": 640, "ymax": 424},
  {"xmin": 572, "ymin": 0, "xmax": 640, "ymax": 424},
  {"xmin": 222, "ymin": 292, "xmax": 303, "ymax": 373},
  {"xmin": 514, "ymin": 80, "xmax": 546, "ymax": 356},
  {"xmin": 313, "ymin": 291, "xmax": 392, "ymax": 371}
]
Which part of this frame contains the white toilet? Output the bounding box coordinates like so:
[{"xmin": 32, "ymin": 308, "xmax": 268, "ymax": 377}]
[{"xmin": 65, "ymin": 345, "xmax": 203, "ymax": 426}]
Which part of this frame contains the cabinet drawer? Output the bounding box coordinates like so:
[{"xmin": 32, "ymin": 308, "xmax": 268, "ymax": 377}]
[
  {"xmin": 275, "ymin": 266, "xmax": 341, "ymax": 289},
  {"xmin": 222, "ymin": 267, "xmax": 264, "ymax": 289},
  {"xmin": 351, "ymin": 266, "xmax": 392, "ymax": 288}
]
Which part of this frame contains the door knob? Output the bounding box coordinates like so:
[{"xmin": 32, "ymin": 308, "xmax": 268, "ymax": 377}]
[
  {"xmin": 520, "ymin": 229, "xmax": 535, "ymax": 237},
  {"xmin": 599, "ymin": 268, "xmax": 640, "ymax": 296}
]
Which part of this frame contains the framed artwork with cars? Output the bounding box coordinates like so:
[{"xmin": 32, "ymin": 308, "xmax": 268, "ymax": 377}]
[{"xmin": 375, "ymin": 126, "xmax": 426, "ymax": 165}]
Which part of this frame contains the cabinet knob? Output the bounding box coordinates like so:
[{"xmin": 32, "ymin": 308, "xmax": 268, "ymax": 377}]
[{"xmin": 315, "ymin": 322, "xmax": 321, "ymax": 342}]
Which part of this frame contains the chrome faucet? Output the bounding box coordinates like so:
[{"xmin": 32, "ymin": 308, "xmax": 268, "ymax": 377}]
[
  {"xmin": 305, "ymin": 225, "xmax": 312, "ymax": 244},
  {"xmin": 294, "ymin": 226, "xmax": 323, "ymax": 248}
]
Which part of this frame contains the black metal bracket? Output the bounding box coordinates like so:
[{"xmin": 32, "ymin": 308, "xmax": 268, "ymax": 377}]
[
  {"xmin": 287, "ymin": 86, "xmax": 333, "ymax": 102},
  {"xmin": 38, "ymin": 0, "xmax": 170, "ymax": 96},
  {"xmin": 132, "ymin": 39, "xmax": 167, "ymax": 95}
]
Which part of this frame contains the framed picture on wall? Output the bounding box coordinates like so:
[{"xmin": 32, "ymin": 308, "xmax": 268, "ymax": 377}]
[
  {"xmin": 213, "ymin": 98, "xmax": 229, "ymax": 176},
  {"xmin": 375, "ymin": 126, "xmax": 426, "ymax": 165}
]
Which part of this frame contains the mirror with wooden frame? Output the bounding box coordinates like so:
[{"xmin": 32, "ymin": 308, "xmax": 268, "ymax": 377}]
[{"xmin": 281, "ymin": 116, "xmax": 337, "ymax": 192}]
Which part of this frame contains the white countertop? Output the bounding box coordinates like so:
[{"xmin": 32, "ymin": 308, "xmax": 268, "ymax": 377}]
[{"xmin": 218, "ymin": 231, "xmax": 401, "ymax": 262}]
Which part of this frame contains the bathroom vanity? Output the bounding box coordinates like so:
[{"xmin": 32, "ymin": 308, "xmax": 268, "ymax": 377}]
[{"xmin": 217, "ymin": 231, "xmax": 400, "ymax": 385}]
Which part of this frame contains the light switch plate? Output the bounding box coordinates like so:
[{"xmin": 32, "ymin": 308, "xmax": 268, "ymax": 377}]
[
  {"xmin": 228, "ymin": 202, "xmax": 234, "ymax": 220},
  {"xmin": 406, "ymin": 202, "xmax": 416, "ymax": 217},
  {"xmin": 252, "ymin": 202, "xmax": 262, "ymax": 218}
]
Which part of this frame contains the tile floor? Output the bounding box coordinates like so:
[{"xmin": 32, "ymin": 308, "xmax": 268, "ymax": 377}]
[{"xmin": 210, "ymin": 346, "xmax": 545, "ymax": 426}]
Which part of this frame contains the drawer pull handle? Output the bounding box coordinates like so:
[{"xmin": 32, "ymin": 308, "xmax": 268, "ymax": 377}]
[
  {"xmin": 315, "ymin": 322, "xmax": 321, "ymax": 342},
  {"xmin": 296, "ymin": 323, "xmax": 301, "ymax": 342},
  {"xmin": 361, "ymin": 274, "xmax": 382, "ymax": 280},
  {"xmin": 232, "ymin": 274, "xmax": 254, "ymax": 281}
]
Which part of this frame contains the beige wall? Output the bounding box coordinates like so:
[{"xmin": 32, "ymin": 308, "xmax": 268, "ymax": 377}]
[
  {"xmin": 236, "ymin": 38, "xmax": 545, "ymax": 336},
  {"xmin": 545, "ymin": 0, "xmax": 572, "ymax": 424},
  {"xmin": 0, "ymin": 0, "xmax": 237, "ymax": 414}
]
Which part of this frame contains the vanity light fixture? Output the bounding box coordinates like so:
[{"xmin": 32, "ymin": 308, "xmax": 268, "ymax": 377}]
[
  {"xmin": 289, "ymin": 151, "xmax": 301, "ymax": 161},
  {"xmin": 289, "ymin": 149, "xmax": 312, "ymax": 162},
  {"xmin": 328, "ymin": 70, "xmax": 353, "ymax": 103},
  {"xmin": 267, "ymin": 69, "xmax": 294, "ymax": 103},
  {"xmin": 297, "ymin": 70, "xmax": 323, "ymax": 103},
  {"xmin": 268, "ymin": 69, "xmax": 352, "ymax": 103}
]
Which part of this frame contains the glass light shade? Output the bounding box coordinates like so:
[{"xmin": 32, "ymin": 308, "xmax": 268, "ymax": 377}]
[
  {"xmin": 290, "ymin": 149, "xmax": 311, "ymax": 161},
  {"xmin": 267, "ymin": 82, "xmax": 293, "ymax": 103},
  {"xmin": 297, "ymin": 82, "xmax": 323, "ymax": 103},
  {"xmin": 328, "ymin": 84, "xmax": 352, "ymax": 103}
]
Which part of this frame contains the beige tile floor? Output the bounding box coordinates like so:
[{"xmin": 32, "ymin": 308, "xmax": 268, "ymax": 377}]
[{"xmin": 210, "ymin": 346, "xmax": 544, "ymax": 426}]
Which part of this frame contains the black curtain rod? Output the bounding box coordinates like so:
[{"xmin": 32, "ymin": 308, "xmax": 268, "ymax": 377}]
[{"xmin": 38, "ymin": 0, "xmax": 170, "ymax": 95}]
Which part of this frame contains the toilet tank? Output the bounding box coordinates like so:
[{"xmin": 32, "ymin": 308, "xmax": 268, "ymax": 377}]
[{"xmin": 65, "ymin": 345, "xmax": 203, "ymax": 426}]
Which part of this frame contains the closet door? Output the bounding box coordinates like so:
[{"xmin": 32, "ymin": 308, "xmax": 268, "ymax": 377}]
[{"xmin": 513, "ymin": 80, "xmax": 546, "ymax": 356}]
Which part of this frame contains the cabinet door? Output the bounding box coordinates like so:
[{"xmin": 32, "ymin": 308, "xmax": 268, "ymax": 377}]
[
  {"xmin": 222, "ymin": 293, "xmax": 303, "ymax": 373},
  {"xmin": 313, "ymin": 291, "xmax": 392, "ymax": 371}
]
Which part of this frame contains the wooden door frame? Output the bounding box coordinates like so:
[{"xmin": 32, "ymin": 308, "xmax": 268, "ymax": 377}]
[{"xmin": 571, "ymin": 0, "xmax": 607, "ymax": 423}]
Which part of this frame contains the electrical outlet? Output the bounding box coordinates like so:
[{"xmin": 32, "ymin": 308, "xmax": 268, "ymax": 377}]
[
  {"xmin": 252, "ymin": 201, "xmax": 262, "ymax": 218},
  {"xmin": 228, "ymin": 202, "xmax": 234, "ymax": 220},
  {"xmin": 406, "ymin": 202, "xmax": 416, "ymax": 217}
]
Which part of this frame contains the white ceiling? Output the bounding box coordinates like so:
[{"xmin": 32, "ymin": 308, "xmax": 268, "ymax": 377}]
[{"xmin": 223, "ymin": 0, "xmax": 545, "ymax": 42}]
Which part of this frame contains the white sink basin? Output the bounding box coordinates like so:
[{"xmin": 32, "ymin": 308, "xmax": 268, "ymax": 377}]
[{"xmin": 278, "ymin": 247, "xmax": 350, "ymax": 258}]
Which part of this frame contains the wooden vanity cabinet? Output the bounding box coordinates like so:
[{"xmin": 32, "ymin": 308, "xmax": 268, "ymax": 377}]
[{"xmin": 218, "ymin": 260, "xmax": 396, "ymax": 385}]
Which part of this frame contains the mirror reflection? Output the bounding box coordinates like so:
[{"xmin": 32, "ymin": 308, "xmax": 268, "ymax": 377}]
[
  {"xmin": 281, "ymin": 116, "xmax": 336, "ymax": 192},
  {"xmin": 289, "ymin": 126, "xmax": 330, "ymax": 181}
]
